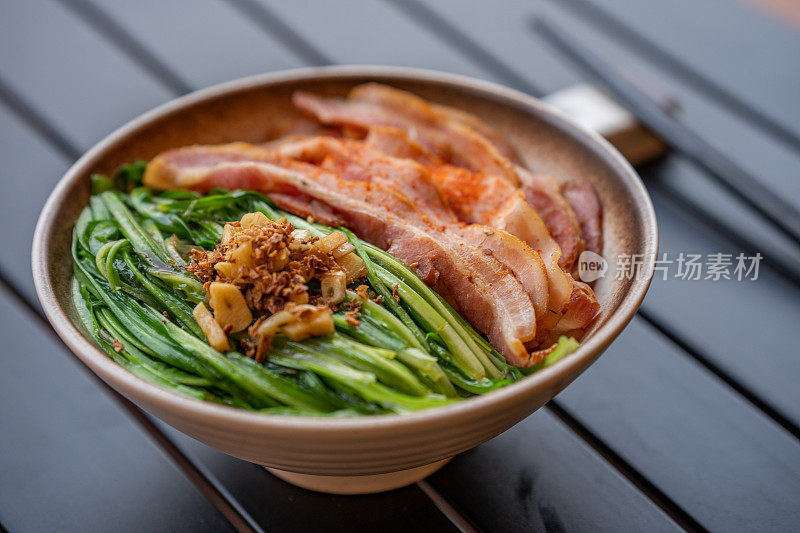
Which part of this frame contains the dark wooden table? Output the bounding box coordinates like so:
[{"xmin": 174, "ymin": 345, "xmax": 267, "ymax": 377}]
[{"xmin": 2, "ymin": 1, "xmax": 799, "ymax": 531}]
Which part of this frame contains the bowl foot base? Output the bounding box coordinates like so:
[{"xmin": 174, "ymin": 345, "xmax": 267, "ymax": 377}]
[{"xmin": 265, "ymin": 457, "xmax": 452, "ymax": 494}]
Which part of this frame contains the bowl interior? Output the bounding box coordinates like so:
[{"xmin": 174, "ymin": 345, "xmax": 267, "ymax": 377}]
[{"xmin": 34, "ymin": 67, "xmax": 656, "ymax": 435}]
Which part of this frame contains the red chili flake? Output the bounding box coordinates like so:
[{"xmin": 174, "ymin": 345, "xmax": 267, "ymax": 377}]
[
  {"xmin": 392, "ymin": 284, "xmax": 400, "ymax": 302},
  {"xmin": 112, "ymin": 339, "xmax": 124, "ymax": 352}
]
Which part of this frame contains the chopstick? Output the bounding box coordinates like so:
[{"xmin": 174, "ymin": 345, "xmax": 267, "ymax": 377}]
[{"xmin": 531, "ymin": 17, "xmax": 800, "ymax": 248}]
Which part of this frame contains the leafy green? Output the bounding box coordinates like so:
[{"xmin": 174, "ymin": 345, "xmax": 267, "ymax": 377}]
[{"xmin": 72, "ymin": 173, "xmax": 581, "ymax": 416}]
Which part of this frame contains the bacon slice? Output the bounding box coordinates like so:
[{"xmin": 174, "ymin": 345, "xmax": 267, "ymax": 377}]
[
  {"xmin": 456, "ymin": 225, "xmax": 549, "ymax": 326},
  {"xmin": 429, "ymin": 165, "xmax": 600, "ymax": 336},
  {"xmin": 428, "ymin": 103, "xmax": 520, "ymax": 163},
  {"xmin": 264, "ymin": 115, "xmax": 342, "ymax": 142},
  {"xmin": 429, "ymin": 165, "xmax": 573, "ymax": 311},
  {"xmin": 351, "ymin": 83, "xmax": 521, "ymax": 162},
  {"xmin": 143, "ymin": 143, "xmax": 540, "ymax": 367},
  {"xmin": 267, "ymin": 193, "xmax": 344, "ymax": 226},
  {"xmin": 272, "ymin": 136, "xmax": 454, "ymax": 224},
  {"xmin": 293, "ymin": 89, "xmax": 518, "ymax": 183},
  {"xmin": 365, "ymin": 126, "xmax": 443, "ymax": 167},
  {"xmin": 365, "ymin": 126, "xmax": 438, "ymax": 157},
  {"xmin": 563, "ymin": 180, "xmax": 603, "ymax": 256},
  {"xmin": 349, "ymin": 83, "xmax": 516, "ymax": 170},
  {"xmin": 514, "ymin": 166, "xmax": 584, "ymax": 270}
]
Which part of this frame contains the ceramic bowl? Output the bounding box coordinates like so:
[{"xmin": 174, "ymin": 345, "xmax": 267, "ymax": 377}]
[{"xmin": 32, "ymin": 66, "xmax": 656, "ymax": 494}]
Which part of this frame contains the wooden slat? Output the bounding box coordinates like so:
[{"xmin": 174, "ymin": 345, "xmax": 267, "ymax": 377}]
[
  {"xmin": 556, "ymin": 315, "xmax": 800, "ymax": 531},
  {"xmin": 427, "ymin": 409, "xmax": 681, "ymax": 532},
  {"xmin": 543, "ymin": 0, "xmax": 800, "ymax": 165},
  {"xmin": 644, "ymin": 187, "xmax": 800, "ymax": 426},
  {"xmin": 0, "ymin": 0, "xmax": 173, "ymax": 150},
  {"xmin": 0, "ymin": 288, "xmax": 234, "ymax": 532},
  {"xmin": 389, "ymin": 0, "xmax": 573, "ymax": 95},
  {"xmin": 252, "ymin": 0, "xmax": 491, "ymax": 79},
  {"xmin": 527, "ymin": 2, "xmax": 800, "ymax": 427},
  {"xmin": 78, "ymin": 0, "xmax": 300, "ymax": 90},
  {"xmin": 433, "ymin": 251, "xmax": 800, "ymax": 530},
  {"xmin": 530, "ymin": 1, "xmax": 800, "ymax": 280},
  {"xmin": 644, "ymin": 158, "xmax": 800, "ymax": 286},
  {"xmin": 0, "ymin": 105, "xmax": 69, "ymax": 300}
]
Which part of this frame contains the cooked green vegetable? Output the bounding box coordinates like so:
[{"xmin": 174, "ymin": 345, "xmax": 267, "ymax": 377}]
[{"xmin": 71, "ymin": 164, "xmax": 579, "ymax": 415}]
